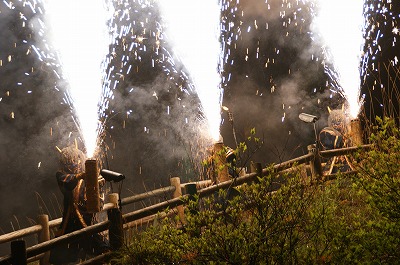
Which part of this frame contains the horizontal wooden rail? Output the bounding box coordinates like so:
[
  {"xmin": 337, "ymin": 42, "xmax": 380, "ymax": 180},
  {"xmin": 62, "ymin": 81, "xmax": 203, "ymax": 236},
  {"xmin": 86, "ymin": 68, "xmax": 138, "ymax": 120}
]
[
  {"xmin": 273, "ymin": 153, "xmax": 314, "ymax": 172},
  {"xmin": 194, "ymin": 180, "xmax": 213, "ymax": 189},
  {"xmin": 0, "ymin": 217, "xmax": 61, "ymax": 245},
  {"xmin": 0, "ymin": 221, "xmax": 110, "ymax": 264},
  {"xmin": 0, "ymin": 185, "xmax": 173, "ymax": 246},
  {"xmin": 0, "ymin": 183, "xmax": 193, "ymax": 247},
  {"xmin": 320, "ymin": 144, "xmax": 372, "ymax": 158},
  {"xmin": 0, "ymin": 217, "xmax": 62, "ymax": 263},
  {"xmin": 0, "ymin": 144, "xmax": 370, "ymax": 244},
  {"xmin": 29, "ymin": 220, "xmax": 110, "ymax": 258},
  {"xmin": 48, "ymin": 218, "xmax": 62, "ymax": 228},
  {"xmin": 123, "ymin": 196, "xmax": 187, "ymax": 224},
  {"xmin": 79, "ymin": 251, "xmax": 113, "ymax": 265},
  {"xmin": 0, "ymin": 143, "xmax": 375, "ymax": 264},
  {"xmin": 122, "ymin": 172, "xmax": 266, "ymax": 224},
  {"xmin": 0, "ymin": 225, "xmax": 42, "ymax": 245},
  {"xmin": 121, "ymin": 185, "xmax": 176, "ymax": 206},
  {"xmin": 123, "ymin": 210, "xmax": 176, "ymax": 230}
]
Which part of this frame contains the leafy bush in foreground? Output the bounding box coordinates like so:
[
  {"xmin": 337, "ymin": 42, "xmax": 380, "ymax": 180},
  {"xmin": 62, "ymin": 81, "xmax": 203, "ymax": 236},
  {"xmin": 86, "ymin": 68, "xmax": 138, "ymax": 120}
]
[{"xmin": 112, "ymin": 118, "xmax": 400, "ymax": 264}]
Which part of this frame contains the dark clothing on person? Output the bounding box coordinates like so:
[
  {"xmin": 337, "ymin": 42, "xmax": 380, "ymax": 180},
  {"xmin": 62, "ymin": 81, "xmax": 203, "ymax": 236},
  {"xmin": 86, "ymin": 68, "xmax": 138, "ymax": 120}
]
[
  {"xmin": 319, "ymin": 127, "xmax": 351, "ymax": 174},
  {"xmin": 57, "ymin": 172, "xmax": 91, "ymax": 232},
  {"xmin": 50, "ymin": 172, "xmax": 108, "ymax": 264},
  {"xmin": 319, "ymin": 127, "xmax": 344, "ymax": 150}
]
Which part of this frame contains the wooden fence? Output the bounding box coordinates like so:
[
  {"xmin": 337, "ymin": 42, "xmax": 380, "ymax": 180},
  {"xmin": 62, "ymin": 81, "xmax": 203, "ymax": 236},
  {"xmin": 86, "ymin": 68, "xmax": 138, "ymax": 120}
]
[{"xmin": 0, "ymin": 144, "xmax": 371, "ymax": 265}]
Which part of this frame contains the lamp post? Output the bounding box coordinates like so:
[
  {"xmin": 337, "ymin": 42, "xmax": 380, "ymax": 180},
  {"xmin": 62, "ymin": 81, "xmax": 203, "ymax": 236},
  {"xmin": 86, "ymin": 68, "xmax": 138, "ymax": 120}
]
[
  {"xmin": 222, "ymin": 106, "xmax": 238, "ymax": 149},
  {"xmin": 299, "ymin": 113, "xmax": 322, "ymax": 178},
  {"xmin": 299, "ymin": 113, "xmax": 319, "ymax": 145}
]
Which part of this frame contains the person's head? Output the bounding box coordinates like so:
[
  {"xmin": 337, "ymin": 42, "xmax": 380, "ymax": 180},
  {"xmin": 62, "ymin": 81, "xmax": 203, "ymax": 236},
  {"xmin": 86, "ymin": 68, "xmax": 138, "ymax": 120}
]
[
  {"xmin": 59, "ymin": 145, "xmax": 86, "ymax": 173},
  {"xmin": 327, "ymin": 105, "xmax": 348, "ymax": 134}
]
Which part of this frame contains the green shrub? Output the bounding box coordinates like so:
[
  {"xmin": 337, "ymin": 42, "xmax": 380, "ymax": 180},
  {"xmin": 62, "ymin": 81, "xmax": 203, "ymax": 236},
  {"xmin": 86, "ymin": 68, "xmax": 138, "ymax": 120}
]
[
  {"xmin": 351, "ymin": 117, "xmax": 400, "ymax": 263},
  {"xmin": 112, "ymin": 117, "xmax": 400, "ymax": 264}
]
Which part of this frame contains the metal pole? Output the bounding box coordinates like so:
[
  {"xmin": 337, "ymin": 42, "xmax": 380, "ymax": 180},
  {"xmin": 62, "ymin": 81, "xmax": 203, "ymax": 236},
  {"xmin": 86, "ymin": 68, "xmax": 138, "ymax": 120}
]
[{"xmin": 307, "ymin": 144, "xmax": 323, "ymax": 180}]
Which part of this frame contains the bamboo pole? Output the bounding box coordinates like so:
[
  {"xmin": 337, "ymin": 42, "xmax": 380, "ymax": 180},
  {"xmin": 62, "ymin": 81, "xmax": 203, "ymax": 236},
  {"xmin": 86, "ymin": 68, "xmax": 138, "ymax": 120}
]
[
  {"xmin": 85, "ymin": 159, "xmax": 100, "ymax": 213},
  {"xmin": 350, "ymin": 118, "xmax": 363, "ymax": 146}
]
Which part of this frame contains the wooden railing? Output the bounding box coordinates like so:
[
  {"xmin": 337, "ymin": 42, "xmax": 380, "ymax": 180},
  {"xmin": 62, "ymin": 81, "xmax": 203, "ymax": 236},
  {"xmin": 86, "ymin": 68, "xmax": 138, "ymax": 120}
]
[{"xmin": 0, "ymin": 144, "xmax": 371, "ymax": 265}]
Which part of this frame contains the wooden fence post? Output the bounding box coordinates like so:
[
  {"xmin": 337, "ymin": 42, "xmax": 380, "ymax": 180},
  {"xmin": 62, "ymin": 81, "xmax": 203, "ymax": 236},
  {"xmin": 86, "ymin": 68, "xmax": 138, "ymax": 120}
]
[
  {"xmin": 170, "ymin": 177, "xmax": 185, "ymax": 222},
  {"xmin": 185, "ymin": 183, "xmax": 198, "ymax": 216},
  {"xmin": 108, "ymin": 207, "xmax": 123, "ymax": 250},
  {"xmin": 250, "ymin": 162, "xmax": 263, "ymax": 183},
  {"xmin": 308, "ymin": 144, "xmax": 322, "ymax": 180},
  {"xmin": 37, "ymin": 214, "xmax": 50, "ymax": 265},
  {"xmin": 185, "ymin": 183, "xmax": 197, "ymax": 199},
  {"xmin": 213, "ymin": 142, "xmax": 229, "ymax": 183},
  {"xmin": 11, "ymin": 240, "xmax": 27, "ymax": 265},
  {"xmin": 109, "ymin": 193, "xmax": 120, "ymax": 209}
]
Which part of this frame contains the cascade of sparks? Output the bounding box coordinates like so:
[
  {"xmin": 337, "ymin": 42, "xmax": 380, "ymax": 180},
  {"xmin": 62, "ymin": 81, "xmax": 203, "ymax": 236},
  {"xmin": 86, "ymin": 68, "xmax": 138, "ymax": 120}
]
[
  {"xmin": 45, "ymin": 0, "xmax": 112, "ymax": 157},
  {"xmin": 362, "ymin": 0, "xmax": 399, "ymax": 86},
  {"xmin": 1, "ymin": 0, "xmax": 398, "ymax": 167},
  {"xmin": 99, "ymin": 1, "xmax": 204, "ymax": 138},
  {"xmin": 311, "ymin": 0, "xmax": 365, "ymax": 118},
  {"xmin": 157, "ymin": 0, "xmax": 223, "ymax": 141}
]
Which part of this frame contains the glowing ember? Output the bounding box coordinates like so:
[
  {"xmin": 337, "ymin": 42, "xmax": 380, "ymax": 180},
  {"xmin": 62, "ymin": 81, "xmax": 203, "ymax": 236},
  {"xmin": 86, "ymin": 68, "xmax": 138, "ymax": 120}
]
[
  {"xmin": 45, "ymin": 0, "xmax": 112, "ymax": 157},
  {"xmin": 157, "ymin": 0, "xmax": 223, "ymax": 141},
  {"xmin": 311, "ymin": 0, "xmax": 365, "ymax": 118}
]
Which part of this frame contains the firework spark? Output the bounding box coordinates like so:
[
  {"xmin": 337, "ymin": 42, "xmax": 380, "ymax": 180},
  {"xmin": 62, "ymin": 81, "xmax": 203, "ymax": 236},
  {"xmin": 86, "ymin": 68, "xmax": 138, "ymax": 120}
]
[
  {"xmin": 2, "ymin": 0, "xmax": 399, "ymax": 156},
  {"xmin": 45, "ymin": 0, "xmax": 113, "ymax": 157},
  {"xmin": 157, "ymin": 0, "xmax": 223, "ymax": 141},
  {"xmin": 311, "ymin": 0, "xmax": 365, "ymax": 118}
]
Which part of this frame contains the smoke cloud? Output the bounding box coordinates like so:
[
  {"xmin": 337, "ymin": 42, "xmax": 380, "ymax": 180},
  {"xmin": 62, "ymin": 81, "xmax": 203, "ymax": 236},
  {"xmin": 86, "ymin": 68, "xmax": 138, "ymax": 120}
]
[
  {"xmin": 0, "ymin": 2, "xmax": 82, "ymax": 237},
  {"xmin": 0, "ymin": 0, "xmax": 356, "ymax": 242},
  {"xmin": 0, "ymin": 1, "xmax": 398, "ymax": 251},
  {"xmin": 220, "ymin": 0, "xmax": 343, "ymax": 164}
]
